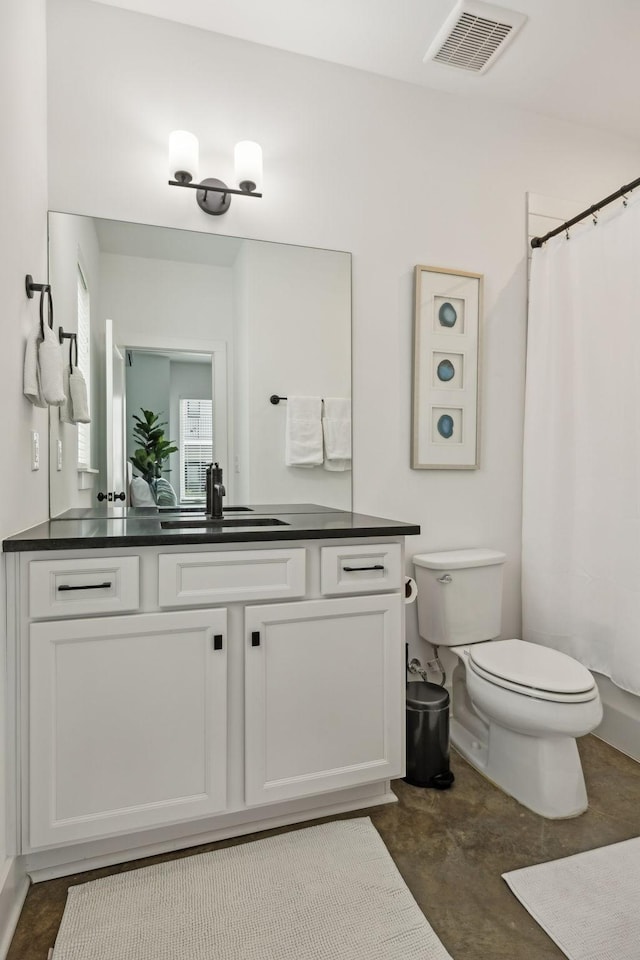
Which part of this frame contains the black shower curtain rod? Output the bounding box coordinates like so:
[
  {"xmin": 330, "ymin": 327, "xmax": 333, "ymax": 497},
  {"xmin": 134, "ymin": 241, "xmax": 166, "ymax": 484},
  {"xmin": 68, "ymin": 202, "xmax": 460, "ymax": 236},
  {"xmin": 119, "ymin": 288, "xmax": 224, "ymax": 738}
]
[{"xmin": 530, "ymin": 174, "xmax": 640, "ymax": 248}]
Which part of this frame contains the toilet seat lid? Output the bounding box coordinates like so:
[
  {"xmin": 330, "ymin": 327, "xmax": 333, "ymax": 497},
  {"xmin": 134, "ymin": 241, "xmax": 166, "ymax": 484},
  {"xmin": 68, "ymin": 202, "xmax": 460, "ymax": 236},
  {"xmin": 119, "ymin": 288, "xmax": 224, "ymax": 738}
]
[{"xmin": 468, "ymin": 639, "xmax": 596, "ymax": 696}]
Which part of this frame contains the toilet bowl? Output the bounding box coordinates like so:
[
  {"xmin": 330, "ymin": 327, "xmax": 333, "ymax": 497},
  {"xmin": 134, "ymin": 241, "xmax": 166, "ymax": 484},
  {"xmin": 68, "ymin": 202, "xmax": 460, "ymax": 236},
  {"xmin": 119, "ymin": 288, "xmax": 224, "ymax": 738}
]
[{"xmin": 413, "ymin": 550, "xmax": 603, "ymax": 818}]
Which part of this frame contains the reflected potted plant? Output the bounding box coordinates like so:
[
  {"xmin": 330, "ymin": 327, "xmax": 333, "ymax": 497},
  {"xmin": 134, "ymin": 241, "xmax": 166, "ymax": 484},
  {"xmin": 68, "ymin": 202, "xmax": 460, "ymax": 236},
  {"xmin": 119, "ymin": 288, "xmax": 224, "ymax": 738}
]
[{"xmin": 130, "ymin": 409, "xmax": 178, "ymax": 503}]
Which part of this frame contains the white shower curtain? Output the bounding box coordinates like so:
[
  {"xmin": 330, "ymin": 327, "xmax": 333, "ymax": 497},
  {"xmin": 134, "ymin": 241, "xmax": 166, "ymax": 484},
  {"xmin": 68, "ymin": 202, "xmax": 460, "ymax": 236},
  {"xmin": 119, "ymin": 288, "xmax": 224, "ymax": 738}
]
[{"xmin": 523, "ymin": 195, "xmax": 640, "ymax": 696}]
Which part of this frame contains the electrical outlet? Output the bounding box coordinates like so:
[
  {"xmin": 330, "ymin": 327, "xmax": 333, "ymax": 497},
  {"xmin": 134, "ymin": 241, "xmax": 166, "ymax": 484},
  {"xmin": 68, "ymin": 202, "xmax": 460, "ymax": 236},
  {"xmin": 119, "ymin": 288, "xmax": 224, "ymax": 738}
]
[
  {"xmin": 31, "ymin": 431, "xmax": 40, "ymax": 471},
  {"xmin": 57, "ymin": 439, "xmax": 63, "ymax": 471}
]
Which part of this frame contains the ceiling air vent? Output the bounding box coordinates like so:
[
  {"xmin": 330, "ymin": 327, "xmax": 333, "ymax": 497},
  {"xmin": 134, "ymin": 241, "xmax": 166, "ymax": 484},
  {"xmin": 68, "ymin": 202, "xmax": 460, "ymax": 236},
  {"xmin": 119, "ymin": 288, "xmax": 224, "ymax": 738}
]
[{"xmin": 424, "ymin": 0, "xmax": 527, "ymax": 74}]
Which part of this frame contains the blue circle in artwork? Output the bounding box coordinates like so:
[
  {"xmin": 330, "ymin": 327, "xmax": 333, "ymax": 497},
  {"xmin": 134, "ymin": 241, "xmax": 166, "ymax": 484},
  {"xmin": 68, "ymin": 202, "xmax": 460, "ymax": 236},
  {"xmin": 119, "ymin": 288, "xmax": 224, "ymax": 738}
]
[
  {"xmin": 437, "ymin": 414, "xmax": 455, "ymax": 439},
  {"xmin": 437, "ymin": 359, "xmax": 455, "ymax": 382},
  {"xmin": 439, "ymin": 302, "xmax": 457, "ymax": 327}
]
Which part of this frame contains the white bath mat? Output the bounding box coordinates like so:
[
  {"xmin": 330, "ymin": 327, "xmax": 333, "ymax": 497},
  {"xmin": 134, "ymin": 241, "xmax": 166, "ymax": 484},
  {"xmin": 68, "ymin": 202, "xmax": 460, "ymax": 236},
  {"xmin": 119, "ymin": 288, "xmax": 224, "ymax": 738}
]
[
  {"xmin": 503, "ymin": 836, "xmax": 640, "ymax": 960},
  {"xmin": 52, "ymin": 817, "xmax": 452, "ymax": 959}
]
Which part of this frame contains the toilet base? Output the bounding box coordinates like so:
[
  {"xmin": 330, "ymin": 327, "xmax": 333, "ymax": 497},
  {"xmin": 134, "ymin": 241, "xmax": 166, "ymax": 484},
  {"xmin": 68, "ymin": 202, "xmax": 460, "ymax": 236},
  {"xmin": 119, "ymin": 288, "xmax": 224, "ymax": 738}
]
[{"xmin": 451, "ymin": 717, "xmax": 588, "ymax": 818}]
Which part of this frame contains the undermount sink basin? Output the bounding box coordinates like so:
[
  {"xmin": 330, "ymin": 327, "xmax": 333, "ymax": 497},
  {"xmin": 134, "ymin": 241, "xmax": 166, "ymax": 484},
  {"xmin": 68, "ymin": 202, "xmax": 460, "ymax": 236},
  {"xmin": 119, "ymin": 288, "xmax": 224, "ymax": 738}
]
[
  {"xmin": 160, "ymin": 517, "xmax": 289, "ymax": 530},
  {"xmin": 158, "ymin": 505, "xmax": 253, "ymax": 513}
]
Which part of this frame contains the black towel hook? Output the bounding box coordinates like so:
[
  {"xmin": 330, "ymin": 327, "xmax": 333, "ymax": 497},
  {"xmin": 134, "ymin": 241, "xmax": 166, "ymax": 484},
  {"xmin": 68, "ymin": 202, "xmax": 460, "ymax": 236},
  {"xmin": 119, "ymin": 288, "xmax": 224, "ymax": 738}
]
[{"xmin": 25, "ymin": 275, "xmax": 49, "ymax": 299}]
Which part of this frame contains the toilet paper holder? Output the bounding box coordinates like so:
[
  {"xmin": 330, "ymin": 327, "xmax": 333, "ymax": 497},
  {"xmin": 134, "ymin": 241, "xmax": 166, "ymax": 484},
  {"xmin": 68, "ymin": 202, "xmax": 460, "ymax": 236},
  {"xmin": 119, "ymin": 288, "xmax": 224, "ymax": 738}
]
[{"xmin": 404, "ymin": 577, "xmax": 417, "ymax": 604}]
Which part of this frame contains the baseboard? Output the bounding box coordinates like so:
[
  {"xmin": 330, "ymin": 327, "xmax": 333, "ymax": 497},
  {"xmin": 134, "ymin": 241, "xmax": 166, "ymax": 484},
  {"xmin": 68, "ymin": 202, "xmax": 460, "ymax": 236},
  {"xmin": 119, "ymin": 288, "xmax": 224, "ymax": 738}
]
[
  {"xmin": 27, "ymin": 786, "xmax": 397, "ymax": 882},
  {"xmin": 593, "ymin": 673, "xmax": 640, "ymax": 763},
  {"xmin": 0, "ymin": 857, "xmax": 29, "ymax": 959}
]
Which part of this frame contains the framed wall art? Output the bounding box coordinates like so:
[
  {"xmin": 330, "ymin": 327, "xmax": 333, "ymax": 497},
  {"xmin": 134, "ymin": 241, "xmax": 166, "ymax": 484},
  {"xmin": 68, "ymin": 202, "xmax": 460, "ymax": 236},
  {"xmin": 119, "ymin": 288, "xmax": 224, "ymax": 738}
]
[{"xmin": 411, "ymin": 264, "xmax": 482, "ymax": 469}]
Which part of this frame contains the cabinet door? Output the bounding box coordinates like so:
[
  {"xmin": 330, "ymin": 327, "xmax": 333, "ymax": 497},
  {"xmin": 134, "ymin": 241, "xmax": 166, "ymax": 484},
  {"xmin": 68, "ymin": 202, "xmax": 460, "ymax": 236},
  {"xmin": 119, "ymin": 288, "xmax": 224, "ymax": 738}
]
[
  {"xmin": 29, "ymin": 609, "xmax": 227, "ymax": 849},
  {"xmin": 244, "ymin": 595, "xmax": 403, "ymax": 806}
]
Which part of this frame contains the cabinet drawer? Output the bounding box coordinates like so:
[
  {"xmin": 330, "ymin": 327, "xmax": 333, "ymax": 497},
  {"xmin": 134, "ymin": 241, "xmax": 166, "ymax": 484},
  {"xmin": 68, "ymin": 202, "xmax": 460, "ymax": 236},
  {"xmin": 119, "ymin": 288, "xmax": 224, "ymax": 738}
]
[
  {"xmin": 158, "ymin": 548, "xmax": 306, "ymax": 607},
  {"xmin": 320, "ymin": 543, "xmax": 402, "ymax": 595},
  {"xmin": 29, "ymin": 556, "xmax": 140, "ymax": 619}
]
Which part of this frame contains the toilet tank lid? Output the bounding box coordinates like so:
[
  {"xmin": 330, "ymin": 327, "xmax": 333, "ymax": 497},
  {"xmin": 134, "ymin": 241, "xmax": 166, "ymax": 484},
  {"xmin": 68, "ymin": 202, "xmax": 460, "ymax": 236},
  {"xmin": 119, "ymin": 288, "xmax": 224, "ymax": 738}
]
[{"xmin": 413, "ymin": 548, "xmax": 506, "ymax": 570}]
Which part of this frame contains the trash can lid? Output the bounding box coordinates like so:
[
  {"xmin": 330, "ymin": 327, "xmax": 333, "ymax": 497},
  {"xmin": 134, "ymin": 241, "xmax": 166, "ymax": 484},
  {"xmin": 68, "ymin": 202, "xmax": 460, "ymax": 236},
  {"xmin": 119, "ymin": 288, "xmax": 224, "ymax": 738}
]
[{"xmin": 406, "ymin": 681, "xmax": 449, "ymax": 710}]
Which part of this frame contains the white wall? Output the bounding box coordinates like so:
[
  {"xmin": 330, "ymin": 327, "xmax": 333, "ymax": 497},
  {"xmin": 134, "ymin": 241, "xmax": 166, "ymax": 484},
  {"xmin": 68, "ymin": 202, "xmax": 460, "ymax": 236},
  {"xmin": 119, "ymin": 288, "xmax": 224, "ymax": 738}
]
[
  {"xmin": 99, "ymin": 254, "xmax": 234, "ymax": 346},
  {"xmin": 1, "ymin": 1, "xmax": 49, "ymax": 536},
  {"xmin": 46, "ymin": 0, "xmax": 640, "ymax": 651},
  {"xmin": 0, "ymin": 0, "xmax": 48, "ymax": 943}
]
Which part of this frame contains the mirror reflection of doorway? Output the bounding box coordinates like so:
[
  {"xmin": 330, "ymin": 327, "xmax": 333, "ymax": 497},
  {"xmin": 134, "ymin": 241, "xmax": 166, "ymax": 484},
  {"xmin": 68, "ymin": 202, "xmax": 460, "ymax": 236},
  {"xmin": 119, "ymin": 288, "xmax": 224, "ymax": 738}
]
[{"xmin": 124, "ymin": 348, "xmax": 214, "ymax": 507}]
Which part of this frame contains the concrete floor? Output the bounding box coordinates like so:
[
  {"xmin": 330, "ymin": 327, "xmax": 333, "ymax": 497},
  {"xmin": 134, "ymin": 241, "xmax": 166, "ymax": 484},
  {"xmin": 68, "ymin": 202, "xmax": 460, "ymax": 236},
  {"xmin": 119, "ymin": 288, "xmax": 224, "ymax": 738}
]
[{"xmin": 8, "ymin": 734, "xmax": 640, "ymax": 959}]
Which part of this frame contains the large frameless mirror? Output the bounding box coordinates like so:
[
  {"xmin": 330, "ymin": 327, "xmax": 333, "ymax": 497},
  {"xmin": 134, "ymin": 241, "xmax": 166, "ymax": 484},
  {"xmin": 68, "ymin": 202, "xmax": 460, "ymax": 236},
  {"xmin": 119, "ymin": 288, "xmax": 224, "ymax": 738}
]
[{"xmin": 48, "ymin": 214, "xmax": 352, "ymax": 517}]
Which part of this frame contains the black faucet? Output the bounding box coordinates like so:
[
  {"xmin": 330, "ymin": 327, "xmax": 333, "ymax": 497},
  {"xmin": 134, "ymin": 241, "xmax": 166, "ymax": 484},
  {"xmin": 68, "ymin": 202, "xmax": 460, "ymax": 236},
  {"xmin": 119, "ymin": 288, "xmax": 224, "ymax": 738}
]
[{"xmin": 205, "ymin": 462, "xmax": 226, "ymax": 519}]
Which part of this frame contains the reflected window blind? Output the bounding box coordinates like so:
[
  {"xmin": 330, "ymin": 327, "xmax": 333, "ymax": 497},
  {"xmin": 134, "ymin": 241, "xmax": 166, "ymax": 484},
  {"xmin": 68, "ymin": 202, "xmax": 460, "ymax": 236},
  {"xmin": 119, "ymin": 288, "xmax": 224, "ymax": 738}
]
[
  {"xmin": 76, "ymin": 264, "xmax": 91, "ymax": 468},
  {"xmin": 180, "ymin": 398, "xmax": 213, "ymax": 501}
]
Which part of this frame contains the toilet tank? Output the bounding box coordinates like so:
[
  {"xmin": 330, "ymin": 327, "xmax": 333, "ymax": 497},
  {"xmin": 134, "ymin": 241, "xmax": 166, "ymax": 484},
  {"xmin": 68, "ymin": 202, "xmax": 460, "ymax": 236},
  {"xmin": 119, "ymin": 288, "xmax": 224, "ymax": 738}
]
[{"xmin": 413, "ymin": 548, "xmax": 506, "ymax": 646}]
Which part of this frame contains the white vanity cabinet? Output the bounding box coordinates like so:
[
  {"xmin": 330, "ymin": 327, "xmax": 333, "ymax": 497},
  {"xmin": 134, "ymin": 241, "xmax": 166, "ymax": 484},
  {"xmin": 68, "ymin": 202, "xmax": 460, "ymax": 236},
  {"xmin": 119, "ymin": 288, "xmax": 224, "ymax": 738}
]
[
  {"xmin": 244, "ymin": 595, "xmax": 403, "ymax": 806},
  {"xmin": 28, "ymin": 609, "xmax": 228, "ymax": 849},
  {"xmin": 6, "ymin": 534, "xmax": 410, "ymax": 876}
]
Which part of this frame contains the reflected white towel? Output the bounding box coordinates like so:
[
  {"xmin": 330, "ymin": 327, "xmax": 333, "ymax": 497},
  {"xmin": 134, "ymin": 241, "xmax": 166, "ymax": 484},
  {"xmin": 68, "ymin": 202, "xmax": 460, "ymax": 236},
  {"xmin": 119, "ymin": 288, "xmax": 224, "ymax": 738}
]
[
  {"xmin": 286, "ymin": 396, "xmax": 323, "ymax": 467},
  {"xmin": 59, "ymin": 366, "xmax": 73, "ymax": 423},
  {"xmin": 23, "ymin": 320, "xmax": 47, "ymax": 407},
  {"xmin": 39, "ymin": 323, "xmax": 65, "ymax": 406},
  {"xmin": 323, "ymin": 397, "xmax": 351, "ymax": 472},
  {"xmin": 69, "ymin": 366, "xmax": 91, "ymax": 423}
]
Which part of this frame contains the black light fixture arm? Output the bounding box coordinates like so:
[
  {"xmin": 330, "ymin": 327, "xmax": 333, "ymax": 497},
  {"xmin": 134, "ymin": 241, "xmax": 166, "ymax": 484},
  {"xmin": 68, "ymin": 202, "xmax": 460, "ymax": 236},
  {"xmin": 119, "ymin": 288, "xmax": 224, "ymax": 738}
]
[
  {"xmin": 168, "ymin": 179, "xmax": 262, "ymax": 199},
  {"xmin": 531, "ymin": 174, "xmax": 640, "ymax": 248}
]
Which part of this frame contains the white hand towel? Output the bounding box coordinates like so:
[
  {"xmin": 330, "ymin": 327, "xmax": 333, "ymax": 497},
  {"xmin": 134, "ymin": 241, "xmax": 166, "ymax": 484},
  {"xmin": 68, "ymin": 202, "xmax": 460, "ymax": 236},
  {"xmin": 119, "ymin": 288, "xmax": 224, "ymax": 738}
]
[
  {"xmin": 59, "ymin": 366, "xmax": 73, "ymax": 423},
  {"xmin": 322, "ymin": 397, "xmax": 351, "ymax": 472},
  {"xmin": 285, "ymin": 396, "xmax": 323, "ymax": 467},
  {"xmin": 23, "ymin": 321, "xmax": 47, "ymax": 407},
  {"xmin": 38, "ymin": 323, "xmax": 66, "ymax": 406},
  {"xmin": 69, "ymin": 365, "xmax": 91, "ymax": 423}
]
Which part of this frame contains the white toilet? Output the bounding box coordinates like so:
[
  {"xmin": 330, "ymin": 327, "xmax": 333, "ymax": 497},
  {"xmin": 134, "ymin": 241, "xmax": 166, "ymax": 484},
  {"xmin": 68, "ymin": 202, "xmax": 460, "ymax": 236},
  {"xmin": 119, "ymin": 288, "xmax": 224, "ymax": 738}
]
[{"xmin": 413, "ymin": 548, "xmax": 602, "ymax": 818}]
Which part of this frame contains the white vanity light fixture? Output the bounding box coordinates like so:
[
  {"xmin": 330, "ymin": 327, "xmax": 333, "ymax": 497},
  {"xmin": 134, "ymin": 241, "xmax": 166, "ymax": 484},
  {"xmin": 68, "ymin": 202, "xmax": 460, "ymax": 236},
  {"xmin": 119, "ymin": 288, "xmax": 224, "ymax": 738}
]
[{"xmin": 168, "ymin": 131, "xmax": 262, "ymax": 216}]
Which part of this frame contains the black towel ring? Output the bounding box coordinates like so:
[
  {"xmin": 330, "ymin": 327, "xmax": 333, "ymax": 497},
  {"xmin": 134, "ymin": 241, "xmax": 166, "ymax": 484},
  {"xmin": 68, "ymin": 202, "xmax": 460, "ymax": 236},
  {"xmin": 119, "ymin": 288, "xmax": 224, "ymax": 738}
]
[
  {"xmin": 59, "ymin": 329, "xmax": 78, "ymax": 373},
  {"xmin": 38, "ymin": 285, "xmax": 54, "ymax": 338}
]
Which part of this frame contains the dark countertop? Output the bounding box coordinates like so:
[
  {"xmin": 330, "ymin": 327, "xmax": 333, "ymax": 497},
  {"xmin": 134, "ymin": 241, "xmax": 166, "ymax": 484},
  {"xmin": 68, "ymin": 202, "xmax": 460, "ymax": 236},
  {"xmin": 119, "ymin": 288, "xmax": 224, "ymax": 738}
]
[{"xmin": 3, "ymin": 504, "xmax": 420, "ymax": 552}]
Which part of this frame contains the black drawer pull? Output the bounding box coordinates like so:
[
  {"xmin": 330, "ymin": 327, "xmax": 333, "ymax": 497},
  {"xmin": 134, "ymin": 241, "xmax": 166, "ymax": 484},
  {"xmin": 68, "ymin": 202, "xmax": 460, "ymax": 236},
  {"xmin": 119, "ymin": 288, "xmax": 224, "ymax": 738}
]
[
  {"xmin": 213, "ymin": 634, "xmax": 223, "ymax": 651},
  {"xmin": 58, "ymin": 582, "xmax": 112, "ymax": 592},
  {"xmin": 342, "ymin": 564, "xmax": 385, "ymax": 573},
  {"xmin": 251, "ymin": 631, "xmax": 261, "ymax": 647}
]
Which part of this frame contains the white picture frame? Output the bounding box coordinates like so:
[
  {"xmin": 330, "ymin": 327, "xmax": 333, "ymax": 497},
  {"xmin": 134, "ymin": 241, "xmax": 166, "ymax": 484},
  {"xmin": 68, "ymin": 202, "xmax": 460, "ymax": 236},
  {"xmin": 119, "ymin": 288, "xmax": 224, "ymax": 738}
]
[{"xmin": 411, "ymin": 264, "xmax": 482, "ymax": 469}]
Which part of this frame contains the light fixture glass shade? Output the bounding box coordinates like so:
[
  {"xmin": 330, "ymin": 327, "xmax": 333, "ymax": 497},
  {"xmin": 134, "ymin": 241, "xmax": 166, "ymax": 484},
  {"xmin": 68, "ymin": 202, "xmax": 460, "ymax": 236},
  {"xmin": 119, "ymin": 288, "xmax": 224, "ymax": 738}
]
[
  {"xmin": 235, "ymin": 140, "xmax": 262, "ymax": 193},
  {"xmin": 169, "ymin": 130, "xmax": 199, "ymax": 183}
]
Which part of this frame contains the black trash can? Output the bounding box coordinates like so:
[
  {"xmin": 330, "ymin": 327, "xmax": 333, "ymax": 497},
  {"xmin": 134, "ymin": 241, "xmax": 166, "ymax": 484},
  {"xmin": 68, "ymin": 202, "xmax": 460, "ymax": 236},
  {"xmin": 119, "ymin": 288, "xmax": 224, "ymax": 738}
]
[{"xmin": 404, "ymin": 681, "xmax": 455, "ymax": 789}]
